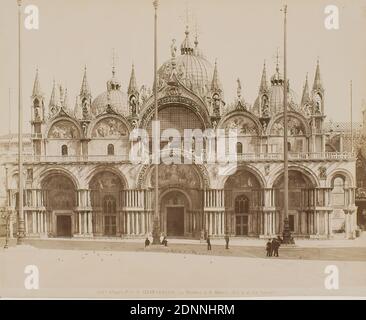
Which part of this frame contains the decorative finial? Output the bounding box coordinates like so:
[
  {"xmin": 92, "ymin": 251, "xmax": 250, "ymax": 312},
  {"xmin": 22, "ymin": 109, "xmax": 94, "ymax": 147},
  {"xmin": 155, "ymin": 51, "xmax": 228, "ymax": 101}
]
[
  {"xmin": 237, "ymin": 78, "xmax": 242, "ymax": 99},
  {"xmin": 170, "ymin": 38, "xmax": 177, "ymax": 58},
  {"xmin": 276, "ymin": 48, "xmax": 280, "ymax": 71},
  {"xmin": 194, "ymin": 18, "xmax": 199, "ymax": 47},
  {"xmin": 111, "ymin": 48, "xmax": 118, "ymax": 77}
]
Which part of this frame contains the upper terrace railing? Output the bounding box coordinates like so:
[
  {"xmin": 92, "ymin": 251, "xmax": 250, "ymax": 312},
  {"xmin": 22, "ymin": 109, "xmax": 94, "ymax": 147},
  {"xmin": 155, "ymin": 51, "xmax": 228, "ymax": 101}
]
[{"xmin": 0, "ymin": 151, "xmax": 355, "ymax": 164}]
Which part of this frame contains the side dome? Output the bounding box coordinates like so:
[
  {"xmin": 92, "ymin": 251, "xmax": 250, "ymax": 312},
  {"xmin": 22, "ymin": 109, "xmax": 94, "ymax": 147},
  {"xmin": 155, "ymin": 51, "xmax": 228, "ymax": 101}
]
[
  {"xmin": 252, "ymin": 64, "xmax": 298, "ymax": 116},
  {"xmin": 91, "ymin": 72, "xmax": 128, "ymax": 116},
  {"xmin": 157, "ymin": 27, "xmax": 214, "ymax": 97}
]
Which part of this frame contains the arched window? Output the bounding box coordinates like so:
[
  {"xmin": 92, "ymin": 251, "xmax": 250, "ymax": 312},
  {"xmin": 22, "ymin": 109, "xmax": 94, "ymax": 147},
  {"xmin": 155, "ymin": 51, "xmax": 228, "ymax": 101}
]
[
  {"xmin": 107, "ymin": 144, "xmax": 114, "ymax": 155},
  {"xmin": 332, "ymin": 176, "xmax": 345, "ymax": 206},
  {"xmin": 236, "ymin": 142, "xmax": 243, "ymax": 155},
  {"xmin": 235, "ymin": 195, "xmax": 249, "ymax": 214},
  {"xmin": 103, "ymin": 195, "xmax": 116, "ymax": 214},
  {"xmin": 61, "ymin": 145, "xmax": 68, "ymax": 156},
  {"xmin": 287, "ymin": 142, "xmax": 291, "ymax": 152}
]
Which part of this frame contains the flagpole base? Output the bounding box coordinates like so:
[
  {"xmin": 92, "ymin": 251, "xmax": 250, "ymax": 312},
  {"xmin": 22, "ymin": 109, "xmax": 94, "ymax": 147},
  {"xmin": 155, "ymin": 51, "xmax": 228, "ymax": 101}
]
[{"xmin": 152, "ymin": 216, "xmax": 161, "ymax": 245}]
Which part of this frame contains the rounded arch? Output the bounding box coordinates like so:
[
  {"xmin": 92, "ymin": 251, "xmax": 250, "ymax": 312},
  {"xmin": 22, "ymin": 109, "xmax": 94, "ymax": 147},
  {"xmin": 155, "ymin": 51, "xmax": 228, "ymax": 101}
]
[
  {"xmin": 144, "ymin": 104, "xmax": 206, "ymax": 135},
  {"xmin": 40, "ymin": 171, "xmax": 78, "ymax": 211},
  {"xmin": 268, "ymin": 165, "xmax": 319, "ymax": 188},
  {"xmin": 220, "ymin": 164, "xmax": 266, "ymax": 189},
  {"xmin": 38, "ymin": 167, "xmax": 80, "ymax": 190},
  {"xmin": 88, "ymin": 114, "xmax": 131, "ymax": 139},
  {"xmin": 218, "ymin": 110, "xmax": 263, "ymax": 135},
  {"xmin": 327, "ymin": 169, "xmax": 354, "ymax": 188},
  {"xmin": 46, "ymin": 117, "xmax": 82, "ymax": 139},
  {"xmin": 139, "ymin": 94, "xmax": 212, "ymax": 131},
  {"xmin": 159, "ymin": 187, "xmax": 193, "ymax": 210},
  {"xmin": 137, "ymin": 163, "xmax": 208, "ymax": 189},
  {"xmin": 267, "ymin": 111, "xmax": 311, "ymax": 136},
  {"xmin": 85, "ymin": 166, "xmax": 128, "ymax": 189}
]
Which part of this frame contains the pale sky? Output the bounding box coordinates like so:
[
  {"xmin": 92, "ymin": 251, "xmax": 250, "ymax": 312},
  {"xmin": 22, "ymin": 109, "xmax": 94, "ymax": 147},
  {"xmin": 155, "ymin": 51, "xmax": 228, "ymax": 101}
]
[{"xmin": 1, "ymin": 0, "xmax": 365, "ymax": 135}]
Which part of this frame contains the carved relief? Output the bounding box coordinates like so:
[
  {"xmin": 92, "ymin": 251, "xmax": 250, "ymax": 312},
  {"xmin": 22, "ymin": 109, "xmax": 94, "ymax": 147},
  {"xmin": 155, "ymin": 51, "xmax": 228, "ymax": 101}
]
[
  {"xmin": 225, "ymin": 171, "xmax": 260, "ymax": 189},
  {"xmin": 48, "ymin": 120, "xmax": 79, "ymax": 139},
  {"xmin": 90, "ymin": 172, "xmax": 123, "ymax": 190},
  {"xmin": 224, "ymin": 116, "xmax": 258, "ymax": 135},
  {"xmin": 265, "ymin": 164, "xmax": 270, "ymax": 176},
  {"xmin": 92, "ymin": 118, "xmax": 128, "ymax": 138},
  {"xmin": 318, "ymin": 166, "xmax": 327, "ymax": 180},
  {"xmin": 271, "ymin": 117, "xmax": 305, "ymax": 136},
  {"xmin": 151, "ymin": 164, "xmax": 200, "ymax": 189}
]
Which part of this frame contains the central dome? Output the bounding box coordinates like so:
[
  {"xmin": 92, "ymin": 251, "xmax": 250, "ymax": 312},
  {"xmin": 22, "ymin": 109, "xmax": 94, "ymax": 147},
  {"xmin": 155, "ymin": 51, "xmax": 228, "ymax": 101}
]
[
  {"xmin": 158, "ymin": 28, "xmax": 214, "ymax": 97},
  {"xmin": 91, "ymin": 73, "xmax": 128, "ymax": 116}
]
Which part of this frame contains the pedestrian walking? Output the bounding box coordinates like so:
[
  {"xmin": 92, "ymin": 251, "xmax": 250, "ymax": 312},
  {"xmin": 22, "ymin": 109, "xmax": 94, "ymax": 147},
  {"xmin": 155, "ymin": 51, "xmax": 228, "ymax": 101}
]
[
  {"xmin": 207, "ymin": 235, "xmax": 212, "ymax": 251},
  {"xmin": 266, "ymin": 239, "xmax": 272, "ymax": 257},
  {"xmin": 224, "ymin": 234, "xmax": 230, "ymax": 249},
  {"xmin": 145, "ymin": 237, "xmax": 150, "ymax": 248}
]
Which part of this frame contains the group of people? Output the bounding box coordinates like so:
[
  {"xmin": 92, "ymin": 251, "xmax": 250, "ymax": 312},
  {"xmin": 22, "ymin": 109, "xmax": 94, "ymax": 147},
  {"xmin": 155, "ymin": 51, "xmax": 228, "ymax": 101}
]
[
  {"xmin": 144, "ymin": 233, "xmax": 168, "ymax": 248},
  {"xmin": 144, "ymin": 232, "xmax": 283, "ymax": 256},
  {"xmin": 206, "ymin": 234, "xmax": 230, "ymax": 251},
  {"xmin": 266, "ymin": 236, "xmax": 282, "ymax": 257}
]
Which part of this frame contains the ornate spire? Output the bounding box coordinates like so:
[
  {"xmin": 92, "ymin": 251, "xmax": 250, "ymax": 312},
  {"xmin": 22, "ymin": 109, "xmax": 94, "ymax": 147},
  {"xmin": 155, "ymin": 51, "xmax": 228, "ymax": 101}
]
[
  {"xmin": 211, "ymin": 60, "xmax": 223, "ymax": 94},
  {"xmin": 259, "ymin": 61, "xmax": 268, "ymax": 92},
  {"xmin": 32, "ymin": 68, "xmax": 42, "ymax": 97},
  {"xmin": 181, "ymin": 25, "xmax": 194, "ymax": 55},
  {"xmin": 80, "ymin": 66, "xmax": 91, "ymax": 98},
  {"xmin": 237, "ymin": 78, "xmax": 242, "ymax": 99},
  {"xmin": 107, "ymin": 57, "xmax": 121, "ymax": 91},
  {"xmin": 301, "ymin": 73, "xmax": 311, "ymax": 106},
  {"xmin": 63, "ymin": 88, "xmax": 69, "ymax": 110},
  {"xmin": 59, "ymin": 84, "xmax": 64, "ymax": 104},
  {"xmin": 128, "ymin": 64, "xmax": 138, "ymax": 95},
  {"xmin": 312, "ymin": 59, "xmax": 324, "ymax": 92},
  {"xmin": 49, "ymin": 79, "xmax": 58, "ymax": 107}
]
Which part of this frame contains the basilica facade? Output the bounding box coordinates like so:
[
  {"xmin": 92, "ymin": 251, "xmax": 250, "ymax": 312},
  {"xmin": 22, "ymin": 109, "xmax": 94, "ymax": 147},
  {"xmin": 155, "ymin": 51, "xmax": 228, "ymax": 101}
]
[{"xmin": 0, "ymin": 27, "xmax": 358, "ymax": 240}]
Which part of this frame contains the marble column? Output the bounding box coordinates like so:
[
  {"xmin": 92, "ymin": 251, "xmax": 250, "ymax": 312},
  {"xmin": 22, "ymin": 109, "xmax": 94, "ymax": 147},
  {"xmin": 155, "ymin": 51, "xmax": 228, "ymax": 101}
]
[
  {"xmin": 88, "ymin": 211, "xmax": 93, "ymax": 234},
  {"xmin": 83, "ymin": 212, "xmax": 87, "ymax": 235}
]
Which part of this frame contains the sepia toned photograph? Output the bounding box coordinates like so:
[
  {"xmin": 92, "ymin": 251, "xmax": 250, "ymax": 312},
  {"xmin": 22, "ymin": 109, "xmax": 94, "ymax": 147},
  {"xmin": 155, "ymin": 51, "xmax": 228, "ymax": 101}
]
[{"xmin": 0, "ymin": 0, "xmax": 366, "ymax": 302}]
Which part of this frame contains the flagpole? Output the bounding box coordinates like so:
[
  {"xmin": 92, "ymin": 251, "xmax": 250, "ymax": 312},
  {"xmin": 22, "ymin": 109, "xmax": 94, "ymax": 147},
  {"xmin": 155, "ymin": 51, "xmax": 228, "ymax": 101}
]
[
  {"xmin": 17, "ymin": 0, "xmax": 25, "ymax": 245},
  {"xmin": 350, "ymin": 80, "xmax": 353, "ymax": 154},
  {"xmin": 282, "ymin": 4, "xmax": 292, "ymax": 244},
  {"xmin": 152, "ymin": 0, "xmax": 160, "ymax": 245}
]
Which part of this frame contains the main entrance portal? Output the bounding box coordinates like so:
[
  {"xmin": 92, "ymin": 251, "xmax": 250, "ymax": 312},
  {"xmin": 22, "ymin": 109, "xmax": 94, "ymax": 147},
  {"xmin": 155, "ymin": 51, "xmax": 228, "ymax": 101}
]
[
  {"xmin": 57, "ymin": 215, "xmax": 72, "ymax": 237},
  {"xmin": 167, "ymin": 207, "xmax": 184, "ymax": 236}
]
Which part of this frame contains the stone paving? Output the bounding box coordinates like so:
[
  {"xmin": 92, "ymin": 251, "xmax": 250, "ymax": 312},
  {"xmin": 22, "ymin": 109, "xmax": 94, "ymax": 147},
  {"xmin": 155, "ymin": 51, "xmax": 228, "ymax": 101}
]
[{"xmin": 0, "ymin": 244, "xmax": 365, "ymax": 298}]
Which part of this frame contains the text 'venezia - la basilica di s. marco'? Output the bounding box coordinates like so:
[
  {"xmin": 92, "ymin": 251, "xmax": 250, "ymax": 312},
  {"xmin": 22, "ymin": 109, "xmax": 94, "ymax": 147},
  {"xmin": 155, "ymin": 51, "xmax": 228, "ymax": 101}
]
[{"xmin": 0, "ymin": 25, "xmax": 358, "ymax": 240}]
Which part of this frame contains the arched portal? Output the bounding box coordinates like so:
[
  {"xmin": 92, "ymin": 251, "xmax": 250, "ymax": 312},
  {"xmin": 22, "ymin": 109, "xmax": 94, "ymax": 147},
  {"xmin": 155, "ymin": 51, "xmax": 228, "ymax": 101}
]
[
  {"xmin": 234, "ymin": 195, "xmax": 250, "ymax": 235},
  {"xmin": 148, "ymin": 164, "xmax": 203, "ymax": 237},
  {"xmin": 89, "ymin": 171, "xmax": 125, "ymax": 236},
  {"xmin": 273, "ymin": 170, "xmax": 316, "ymax": 235},
  {"xmin": 42, "ymin": 173, "xmax": 77, "ymax": 237},
  {"xmin": 224, "ymin": 169, "xmax": 263, "ymax": 236},
  {"xmin": 160, "ymin": 190, "xmax": 190, "ymax": 237}
]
